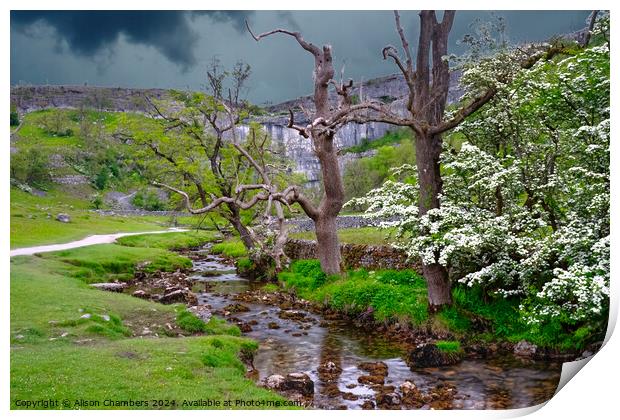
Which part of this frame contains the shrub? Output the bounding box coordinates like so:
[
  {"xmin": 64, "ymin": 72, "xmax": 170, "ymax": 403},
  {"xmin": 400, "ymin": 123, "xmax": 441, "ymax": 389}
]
[
  {"xmin": 10, "ymin": 148, "xmax": 51, "ymax": 187},
  {"xmin": 176, "ymin": 309, "xmax": 207, "ymax": 333},
  {"xmin": 131, "ymin": 188, "xmax": 166, "ymax": 211},
  {"xmin": 10, "ymin": 110, "xmax": 19, "ymax": 126},
  {"xmin": 90, "ymin": 193, "xmax": 104, "ymax": 209},
  {"xmin": 289, "ymin": 259, "xmax": 327, "ymax": 288}
]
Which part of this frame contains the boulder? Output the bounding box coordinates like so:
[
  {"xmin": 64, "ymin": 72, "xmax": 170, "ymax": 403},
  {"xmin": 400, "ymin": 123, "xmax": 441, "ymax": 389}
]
[
  {"xmin": 407, "ymin": 343, "xmax": 462, "ymax": 368},
  {"xmin": 159, "ymin": 289, "xmax": 188, "ymax": 304},
  {"xmin": 132, "ymin": 289, "xmax": 149, "ymax": 299},
  {"xmin": 400, "ymin": 381, "xmax": 424, "ymax": 407},
  {"xmin": 318, "ymin": 360, "xmax": 342, "ymax": 382},
  {"xmin": 223, "ymin": 303, "xmax": 250, "ymax": 313},
  {"xmin": 264, "ymin": 373, "xmax": 314, "ymax": 397},
  {"xmin": 358, "ymin": 375, "xmax": 385, "ymax": 385},
  {"xmin": 56, "ymin": 213, "xmax": 71, "ymax": 223},
  {"xmin": 91, "ymin": 282, "xmax": 126, "ymax": 292},
  {"xmin": 358, "ymin": 361, "xmax": 388, "ymax": 377},
  {"xmin": 376, "ymin": 392, "xmax": 401, "ymax": 409},
  {"xmin": 514, "ymin": 340, "xmax": 538, "ymax": 358},
  {"xmin": 264, "ymin": 374, "xmax": 286, "ymax": 390},
  {"xmin": 360, "ymin": 400, "xmax": 375, "ymax": 410},
  {"xmin": 283, "ymin": 373, "xmax": 314, "ymax": 396}
]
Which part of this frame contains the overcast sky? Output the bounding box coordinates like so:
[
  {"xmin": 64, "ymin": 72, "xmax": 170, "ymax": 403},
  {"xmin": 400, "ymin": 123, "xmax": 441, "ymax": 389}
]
[{"xmin": 11, "ymin": 10, "xmax": 590, "ymax": 104}]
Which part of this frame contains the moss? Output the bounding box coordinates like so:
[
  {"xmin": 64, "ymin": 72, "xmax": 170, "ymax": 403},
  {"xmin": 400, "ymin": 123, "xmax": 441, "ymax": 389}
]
[{"xmin": 435, "ymin": 340, "xmax": 462, "ymax": 354}]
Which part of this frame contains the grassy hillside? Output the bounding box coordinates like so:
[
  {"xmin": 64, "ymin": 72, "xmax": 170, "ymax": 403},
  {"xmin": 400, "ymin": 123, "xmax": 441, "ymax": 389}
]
[{"xmin": 10, "ymin": 231, "xmax": 290, "ymax": 409}]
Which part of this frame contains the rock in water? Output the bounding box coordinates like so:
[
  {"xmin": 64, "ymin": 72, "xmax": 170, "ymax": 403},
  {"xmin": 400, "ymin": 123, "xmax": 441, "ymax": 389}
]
[
  {"xmin": 407, "ymin": 343, "xmax": 462, "ymax": 368},
  {"xmin": 56, "ymin": 213, "xmax": 70, "ymax": 223},
  {"xmin": 264, "ymin": 374, "xmax": 286, "ymax": 390},
  {"xmin": 514, "ymin": 340, "xmax": 538, "ymax": 358},
  {"xmin": 159, "ymin": 290, "xmax": 193, "ymax": 304},
  {"xmin": 264, "ymin": 373, "xmax": 314, "ymax": 397},
  {"xmin": 376, "ymin": 391, "xmax": 401, "ymax": 409},
  {"xmin": 282, "ymin": 373, "xmax": 314, "ymax": 396}
]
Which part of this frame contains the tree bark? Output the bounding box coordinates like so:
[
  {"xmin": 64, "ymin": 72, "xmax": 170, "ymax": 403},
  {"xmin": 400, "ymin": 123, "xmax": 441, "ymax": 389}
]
[
  {"xmin": 313, "ymin": 132, "xmax": 345, "ymax": 274},
  {"xmin": 424, "ymin": 263, "xmax": 452, "ymax": 311},
  {"xmin": 315, "ymin": 214, "xmax": 341, "ymax": 275},
  {"xmin": 227, "ymin": 205, "xmax": 256, "ymax": 250},
  {"xmin": 415, "ymin": 131, "xmax": 452, "ymax": 309}
]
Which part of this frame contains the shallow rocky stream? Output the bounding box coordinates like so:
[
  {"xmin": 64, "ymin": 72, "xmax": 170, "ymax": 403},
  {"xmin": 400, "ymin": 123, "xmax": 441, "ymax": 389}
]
[{"xmin": 185, "ymin": 245, "xmax": 562, "ymax": 410}]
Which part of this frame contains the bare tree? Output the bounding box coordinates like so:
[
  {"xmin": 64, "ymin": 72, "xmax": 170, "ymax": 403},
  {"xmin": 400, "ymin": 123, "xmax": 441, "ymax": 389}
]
[{"xmin": 245, "ymin": 21, "xmax": 396, "ymax": 274}]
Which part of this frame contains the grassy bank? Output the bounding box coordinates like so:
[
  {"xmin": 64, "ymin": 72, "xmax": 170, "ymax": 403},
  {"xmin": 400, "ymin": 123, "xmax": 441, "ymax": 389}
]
[
  {"xmin": 278, "ymin": 260, "xmax": 591, "ymax": 351},
  {"xmin": 290, "ymin": 226, "xmax": 397, "ymax": 246},
  {"xmin": 10, "ymin": 231, "xmax": 289, "ymax": 409}
]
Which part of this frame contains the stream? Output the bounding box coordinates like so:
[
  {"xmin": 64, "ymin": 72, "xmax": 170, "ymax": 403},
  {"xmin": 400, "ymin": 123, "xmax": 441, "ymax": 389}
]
[{"xmin": 186, "ymin": 245, "xmax": 563, "ymax": 410}]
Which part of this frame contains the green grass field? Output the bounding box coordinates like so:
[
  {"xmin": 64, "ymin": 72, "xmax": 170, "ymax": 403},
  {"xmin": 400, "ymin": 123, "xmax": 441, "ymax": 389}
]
[
  {"xmin": 10, "ymin": 188, "xmax": 210, "ymax": 249},
  {"xmin": 290, "ymin": 226, "xmax": 397, "ymax": 245},
  {"xmin": 10, "ymin": 231, "xmax": 290, "ymax": 409}
]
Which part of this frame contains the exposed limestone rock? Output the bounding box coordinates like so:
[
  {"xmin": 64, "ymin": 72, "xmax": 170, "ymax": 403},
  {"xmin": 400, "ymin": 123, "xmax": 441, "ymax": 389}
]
[
  {"xmin": 91, "ymin": 282, "xmax": 126, "ymax": 292},
  {"xmin": 55, "ymin": 213, "xmax": 71, "ymax": 223},
  {"xmin": 514, "ymin": 340, "xmax": 538, "ymax": 358}
]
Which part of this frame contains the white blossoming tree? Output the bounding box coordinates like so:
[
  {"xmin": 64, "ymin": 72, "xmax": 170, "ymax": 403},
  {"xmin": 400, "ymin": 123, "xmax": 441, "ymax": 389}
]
[{"xmin": 350, "ymin": 16, "xmax": 609, "ymax": 340}]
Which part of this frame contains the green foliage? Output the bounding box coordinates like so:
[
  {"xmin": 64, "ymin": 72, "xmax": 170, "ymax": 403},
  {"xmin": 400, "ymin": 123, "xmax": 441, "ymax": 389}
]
[
  {"xmin": 236, "ymin": 257, "xmax": 253, "ymax": 271},
  {"xmin": 375, "ymin": 269, "xmax": 425, "ymax": 287},
  {"xmin": 175, "ymin": 309, "xmax": 240, "ymax": 336},
  {"xmin": 10, "ymin": 148, "xmax": 51, "ymax": 187},
  {"xmin": 211, "ymin": 238, "xmax": 247, "ymax": 258},
  {"xmin": 261, "ymin": 283, "xmax": 280, "ymax": 293},
  {"xmin": 131, "ymin": 188, "xmax": 167, "ymax": 211},
  {"xmin": 343, "ymin": 141, "xmax": 416, "ymax": 206},
  {"xmin": 289, "ymin": 260, "xmax": 327, "ymax": 287},
  {"xmin": 93, "ymin": 167, "xmax": 109, "ymax": 190},
  {"xmin": 342, "ymin": 129, "xmax": 410, "ymax": 154},
  {"xmin": 90, "ymin": 193, "xmax": 104, "ymax": 209},
  {"xmin": 11, "ymin": 108, "xmax": 19, "ymax": 126}
]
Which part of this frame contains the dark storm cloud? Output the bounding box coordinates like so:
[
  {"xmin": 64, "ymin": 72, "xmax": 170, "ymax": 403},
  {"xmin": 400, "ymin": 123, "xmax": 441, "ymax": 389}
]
[
  {"xmin": 192, "ymin": 11, "xmax": 255, "ymax": 31},
  {"xmin": 11, "ymin": 10, "xmax": 592, "ymax": 103},
  {"xmin": 10, "ymin": 10, "xmax": 254, "ymax": 70}
]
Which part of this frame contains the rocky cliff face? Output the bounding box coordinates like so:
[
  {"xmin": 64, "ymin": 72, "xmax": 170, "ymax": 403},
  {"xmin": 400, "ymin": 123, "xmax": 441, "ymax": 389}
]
[{"xmin": 10, "ymin": 72, "xmax": 463, "ymax": 185}]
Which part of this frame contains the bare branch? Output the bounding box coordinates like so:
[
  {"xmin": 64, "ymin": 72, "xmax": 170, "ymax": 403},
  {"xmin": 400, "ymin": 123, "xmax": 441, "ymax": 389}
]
[
  {"xmin": 287, "ymin": 109, "xmax": 310, "ymax": 138},
  {"xmin": 393, "ymin": 11, "xmax": 414, "ymax": 76},
  {"xmin": 246, "ymin": 20, "xmax": 321, "ymax": 56}
]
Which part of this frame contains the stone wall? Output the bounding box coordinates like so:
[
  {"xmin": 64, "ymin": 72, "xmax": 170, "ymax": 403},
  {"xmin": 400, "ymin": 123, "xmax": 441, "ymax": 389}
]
[{"xmin": 284, "ymin": 239, "xmax": 421, "ymax": 272}]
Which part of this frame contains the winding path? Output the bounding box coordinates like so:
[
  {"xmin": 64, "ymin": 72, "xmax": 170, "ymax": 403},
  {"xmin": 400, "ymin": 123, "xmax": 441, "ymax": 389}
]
[{"xmin": 10, "ymin": 228, "xmax": 187, "ymax": 257}]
